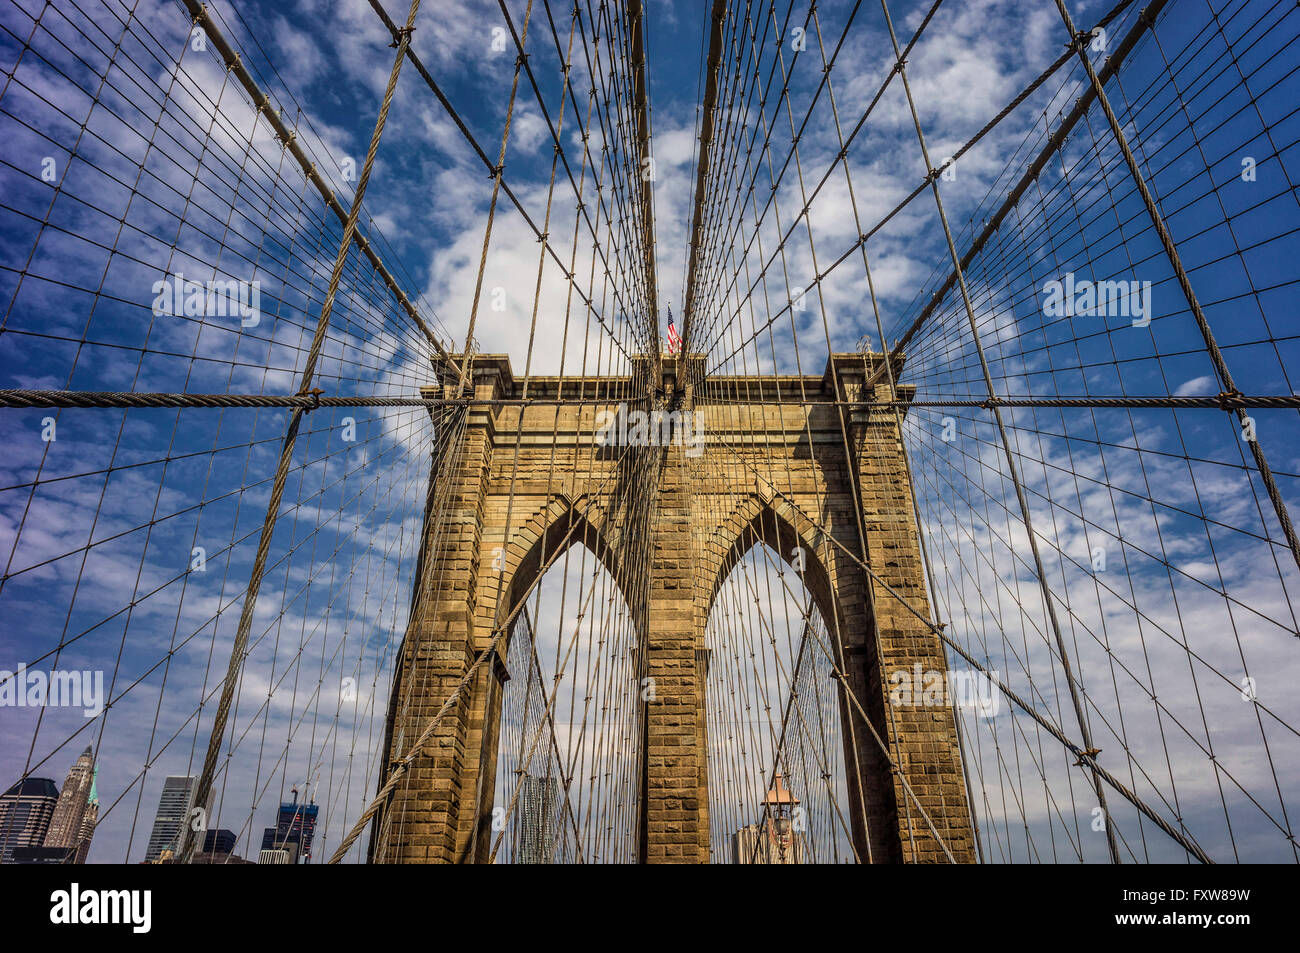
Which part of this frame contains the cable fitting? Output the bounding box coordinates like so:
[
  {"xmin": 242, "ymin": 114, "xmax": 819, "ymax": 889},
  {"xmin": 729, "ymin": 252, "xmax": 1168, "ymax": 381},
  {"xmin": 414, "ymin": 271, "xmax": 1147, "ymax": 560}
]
[
  {"xmin": 1073, "ymin": 746, "xmax": 1102, "ymax": 766},
  {"xmin": 297, "ymin": 387, "xmax": 324, "ymax": 411},
  {"xmin": 1215, "ymin": 389, "xmax": 1244, "ymax": 411}
]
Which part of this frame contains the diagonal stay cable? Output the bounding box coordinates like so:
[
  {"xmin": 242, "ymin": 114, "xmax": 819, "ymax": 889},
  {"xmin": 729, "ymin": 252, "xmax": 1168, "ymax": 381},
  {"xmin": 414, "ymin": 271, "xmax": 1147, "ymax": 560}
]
[{"xmin": 179, "ymin": 0, "xmax": 427, "ymax": 863}]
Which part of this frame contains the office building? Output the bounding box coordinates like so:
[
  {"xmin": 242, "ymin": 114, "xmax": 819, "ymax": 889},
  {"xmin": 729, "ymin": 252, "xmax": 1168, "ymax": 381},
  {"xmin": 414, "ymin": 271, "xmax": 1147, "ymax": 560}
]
[
  {"xmin": 203, "ymin": 828, "xmax": 237, "ymax": 855},
  {"xmin": 260, "ymin": 787, "xmax": 318, "ymax": 863},
  {"xmin": 193, "ymin": 830, "xmax": 250, "ymax": 864},
  {"xmin": 0, "ymin": 777, "xmax": 59, "ymax": 863},
  {"xmin": 144, "ymin": 775, "xmax": 207, "ymax": 862}
]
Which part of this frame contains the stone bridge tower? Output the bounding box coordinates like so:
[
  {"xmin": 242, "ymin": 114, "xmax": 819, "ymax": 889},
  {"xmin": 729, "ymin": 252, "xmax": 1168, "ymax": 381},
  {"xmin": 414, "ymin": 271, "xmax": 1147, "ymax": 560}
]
[{"xmin": 370, "ymin": 352, "xmax": 976, "ymax": 864}]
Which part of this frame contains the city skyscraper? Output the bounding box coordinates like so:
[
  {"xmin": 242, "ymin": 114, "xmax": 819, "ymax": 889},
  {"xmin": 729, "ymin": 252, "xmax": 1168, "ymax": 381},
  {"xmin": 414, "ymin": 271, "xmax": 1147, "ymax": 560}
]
[
  {"xmin": 0, "ymin": 777, "xmax": 59, "ymax": 863},
  {"xmin": 71, "ymin": 766, "xmax": 99, "ymax": 863},
  {"xmin": 144, "ymin": 775, "xmax": 206, "ymax": 862},
  {"xmin": 43, "ymin": 747, "xmax": 95, "ymax": 852},
  {"xmin": 516, "ymin": 774, "xmax": 559, "ymax": 864},
  {"xmin": 259, "ymin": 786, "xmax": 319, "ymax": 863}
]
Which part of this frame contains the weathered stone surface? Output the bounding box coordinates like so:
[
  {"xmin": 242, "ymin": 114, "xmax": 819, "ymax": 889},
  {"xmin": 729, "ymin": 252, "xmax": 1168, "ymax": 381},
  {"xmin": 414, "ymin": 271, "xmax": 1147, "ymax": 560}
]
[{"xmin": 372, "ymin": 353, "xmax": 975, "ymax": 863}]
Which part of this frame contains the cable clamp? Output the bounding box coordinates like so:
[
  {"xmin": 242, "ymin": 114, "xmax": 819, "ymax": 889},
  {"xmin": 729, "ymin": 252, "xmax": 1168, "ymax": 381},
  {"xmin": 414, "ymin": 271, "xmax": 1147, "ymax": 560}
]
[
  {"xmin": 980, "ymin": 396, "xmax": 1003, "ymax": 409},
  {"xmin": 1073, "ymin": 746, "xmax": 1102, "ymax": 766},
  {"xmin": 1068, "ymin": 30, "xmax": 1095, "ymax": 52},
  {"xmin": 390, "ymin": 26, "xmax": 415, "ymax": 48},
  {"xmin": 1216, "ymin": 388, "xmax": 1244, "ymax": 412},
  {"xmin": 297, "ymin": 387, "xmax": 324, "ymax": 411}
]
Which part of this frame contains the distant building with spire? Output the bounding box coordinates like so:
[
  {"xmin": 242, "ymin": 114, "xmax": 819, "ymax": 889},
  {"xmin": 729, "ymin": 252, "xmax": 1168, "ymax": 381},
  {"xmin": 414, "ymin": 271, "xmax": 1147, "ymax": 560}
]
[
  {"xmin": 72, "ymin": 765, "xmax": 98, "ymax": 863},
  {"xmin": 732, "ymin": 773, "xmax": 806, "ymax": 864},
  {"xmin": 43, "ymin": 747, "xmax": 95, "ymax": 857},
  {"xmin": 0, "ymin": 777, "xmax": 60, "ymax": 863}
]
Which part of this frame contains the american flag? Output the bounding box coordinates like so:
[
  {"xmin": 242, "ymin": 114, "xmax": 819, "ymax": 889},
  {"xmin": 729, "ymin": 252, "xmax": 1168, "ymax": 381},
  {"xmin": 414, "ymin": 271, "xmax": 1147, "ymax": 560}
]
[{"xmin": 666, "ymin": 305, "xmax": 681, "ymax": 353}]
